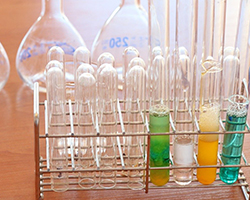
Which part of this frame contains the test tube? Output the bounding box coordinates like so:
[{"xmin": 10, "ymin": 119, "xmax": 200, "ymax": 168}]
[
  {"xmin": 122, "ymin": 46, "xmax": 139, "ymax": 98},
  {"xmin": 149, "ymin": 55, "xmax": 169, "ymax": 186},
  {"xmin": 97, "ymin": 52, "xmax": 115, "ymax": 68},
  {"xmin": 73, "ymin": 46, "xmax": 91, "ymax": 94},
  {"xmin": 97, "ymin": 63, "xmax": 117, "ymax": 189},
  {"xmin": 196, "ymin": 0, "xmax": 226, "ymax": 185},
  {"xmin": 128, "ymin": 57, "xmax": 146, "ymax": 72},
  {"xmin": 173, "ymin": 49, "xmax": 194, "ymax": 186},
  {"xmin": 126, "ymin": 65, "xmax": 146, "ymax": 190},
  {"xmin": 46, "ymin": 60, "xmax": 68, "ymax": 192},
  {"xmin": 76, "ymin": 72, "xmax": 96, "ymax": 188},
  {"xmin": 75, "ymin": 63, "xmax": 95, "ymax": 100},
  {"xmin": 47, "ymin": 46, "xmax": 64, "ymax": 65},
  {"xmin": 197, "ymin": 60, "xmax": 223, "ymax": 185},
  {"xmin": 73, "ymin": 46, "xmax": 90, "ymax": 66},
  {"xmin": 96, "ymin": 52, "xmax": 115, "ymax": 84},
  {"xmin": 219, "ymin": 94, "xmax": 249, "ymax": 184},
  {"xmin": 172, "ymin": 0, "xmax": 198, "ymax": 185}
]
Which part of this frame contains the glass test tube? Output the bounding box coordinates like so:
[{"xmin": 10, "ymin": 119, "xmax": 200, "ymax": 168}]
[
  {"xmin": 197, "ymin": 0, "xmax": 226, "ymax": 185},
  {"xmin": 122, "ymin": 48, "xmax": 140, "ymax": 161},
  {"xmin": 172, "ymin": 0, "xmax": 198, "ymax": 185},
  {"xmin": 219, "ymin": 94, "xmax": 249, "ymax": 184},
  {"xmin": 149, "ymin": 55, "xmax": 169, "ymax": 186},
  {"xmin": 197, "ymin": 60, "xmax": 222, "ymax": 185},
  {"xmin": 74, "ymin": 46, "xmax": 91, "ymax": 97},
  {"xmin": 72, "ymin": 47, "xmax": 91, "ymax": 158},
  {"xmin": 97, "ymin": 52, "xmax": 115, "ymax": 69},
  {"xmin": 73, "ymin": 46, "xmax": 90, "ymax": 67},
  {"xmin": 222, "ymin": 0, "xmax": 250, "ymax": 110},
  {"xmin": 122, "ymin": 46, "xmax": 139, "ymax": 98},
  {"xmin": 128, "ymin": 57, "xmax": 146, "ymax": 71},
  {"xmin": 46, "ymin": 60, "xmax": 68, "ymax": 192},
  {"xmin": 75, "ymin": 71, "xmax": 96, "ymax": 189},
  {"xmin": 173, "ymin": 49, "xmax": 194, "ymax": 185},
  {"xmin": 126, "ymin": 64, "xmax": 146, "ymax": 190},
  {"xmin": 47, "ymin": 46, "xmax": 64, "ymax": 65},
  {"xmin": 97, "ymin": 63, "xmax": 118, "ymax": 189},
  {"xmin": 96, "ymin": 53, "xmax": 115, "ymax": 86}
]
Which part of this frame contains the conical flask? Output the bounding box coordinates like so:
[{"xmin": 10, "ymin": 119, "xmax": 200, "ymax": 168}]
[
  {"xmin": 0, "ymin": 43, "xmax": 10, "ymax": 90},
  {"xmin": 91, "ymin": 0, "xmax": 148, "ymax": 90},
  {"xmin": 16, "ymin": 0, "xmax": 86, "ymax": 92}
]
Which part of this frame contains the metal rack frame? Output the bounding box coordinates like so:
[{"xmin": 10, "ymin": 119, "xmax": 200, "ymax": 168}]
[{"xmin": 34, "ymin": 82, "xmax": 250, "ymax": 200}]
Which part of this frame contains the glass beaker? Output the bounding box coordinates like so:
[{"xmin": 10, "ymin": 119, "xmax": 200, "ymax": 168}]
[
  {"xmin": 219, "ymin": 94, "xmax": 249, "ymax": 184},
  {"xmin": 0, "ymin": 43, "xmax": 10, "ymax": 90},
  {"xmin": 91, "ymin": 0, "xmax": 148, "ymax": 91},
  {"xmin": 16, "ymin": 0, "xmax": 86, "ymax": 92}
]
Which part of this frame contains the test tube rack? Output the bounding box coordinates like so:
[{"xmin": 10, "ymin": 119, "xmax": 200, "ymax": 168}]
[{"xmin": 34, "ymin": 83, "xmax": 250, "ymax": 200}]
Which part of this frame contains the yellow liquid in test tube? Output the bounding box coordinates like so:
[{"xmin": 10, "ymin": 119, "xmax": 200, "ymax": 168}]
[{"xmin": 197, "ymin": 104, "xmax": 220, "ymax": 185}]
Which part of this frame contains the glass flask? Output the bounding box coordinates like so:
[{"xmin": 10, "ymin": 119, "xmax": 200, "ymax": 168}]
[
  {"xmin": 220, "ymin": 94, "xmax": 249, "ymax": 184},
  {"xmin": 91, "ymin": 0, "xmax": 148, "ymax": 90},
  {"xmin": 16, "ymin": 0, "xmax": 86, "ymax": 92},
  {"xmin": 0, "ymin": 43, "xmax": 10, "ymax": 90}
]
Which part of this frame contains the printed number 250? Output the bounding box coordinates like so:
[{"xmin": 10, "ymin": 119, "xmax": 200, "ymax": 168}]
[{"xmin": 109, "ymin": 37, "xmax": 128, "ymax": 48}]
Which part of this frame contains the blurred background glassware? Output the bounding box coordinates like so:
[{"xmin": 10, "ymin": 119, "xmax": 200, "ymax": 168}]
[
  {"xmin": 0, "ymin": 43, "xmax": 10, "ymax": 90},
  {"xmin": 16, "ymin": 0, "xmax": 86, "ymax": 93},
  {"xmin": 91, "ymin": 0, "xmax": 148, "ymax": 91}
]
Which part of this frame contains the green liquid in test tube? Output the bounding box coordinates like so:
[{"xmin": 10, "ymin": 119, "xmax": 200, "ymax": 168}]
[{"xmin": 149, "ymin": 104, "xmax": 170, "ymax": 186}]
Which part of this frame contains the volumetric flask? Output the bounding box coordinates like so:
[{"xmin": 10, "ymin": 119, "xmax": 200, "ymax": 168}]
[
  {"xmin": 91, "ymin": 0, "xmax": 148, "ymax": 91},
  {"xmin": 76, "ymin": 72, "xmax": 96, "ymax": 189},
  {"xmin": 0, "ymin": 43, "xmax": 10, "ymax": 90},
  {"xmin": 220, "ymin": 94, "xmax": 249, "ymax": 184},
  {"xmin": 97, "ymin": 63, "xmax": 118, "ymax": 189},
  {"xmin": 126, "ymin": 65, "xmax": 146, "ymax": 190},
  {"xmin": 16, "ymin": 0, "xmax": 86, "ymax": 92},
  {"xmin": 46, "ymin": 60, "xmax": 68, "ymax": 192}
]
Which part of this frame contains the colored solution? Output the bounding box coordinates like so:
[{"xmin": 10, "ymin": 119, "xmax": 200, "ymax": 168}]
[
  {"xmin": 149, "ymin": 104, "xmax": 170, "ymax": 186},
  {"xmin": 197, "ymin": 104, "xmax": 220, "ymax": 185},
  {"xmin": 219, "ymin": 111, "xmax": 247, "ymax": 184}
]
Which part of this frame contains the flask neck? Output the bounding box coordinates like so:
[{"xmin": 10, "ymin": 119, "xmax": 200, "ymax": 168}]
[
  {"xmin": 41, "ymin": 0, "xmax": 64, "ymax": 16},
  {"xmin": 121, "ymin": 0, "xmax": 140, "ymax": 6}
]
